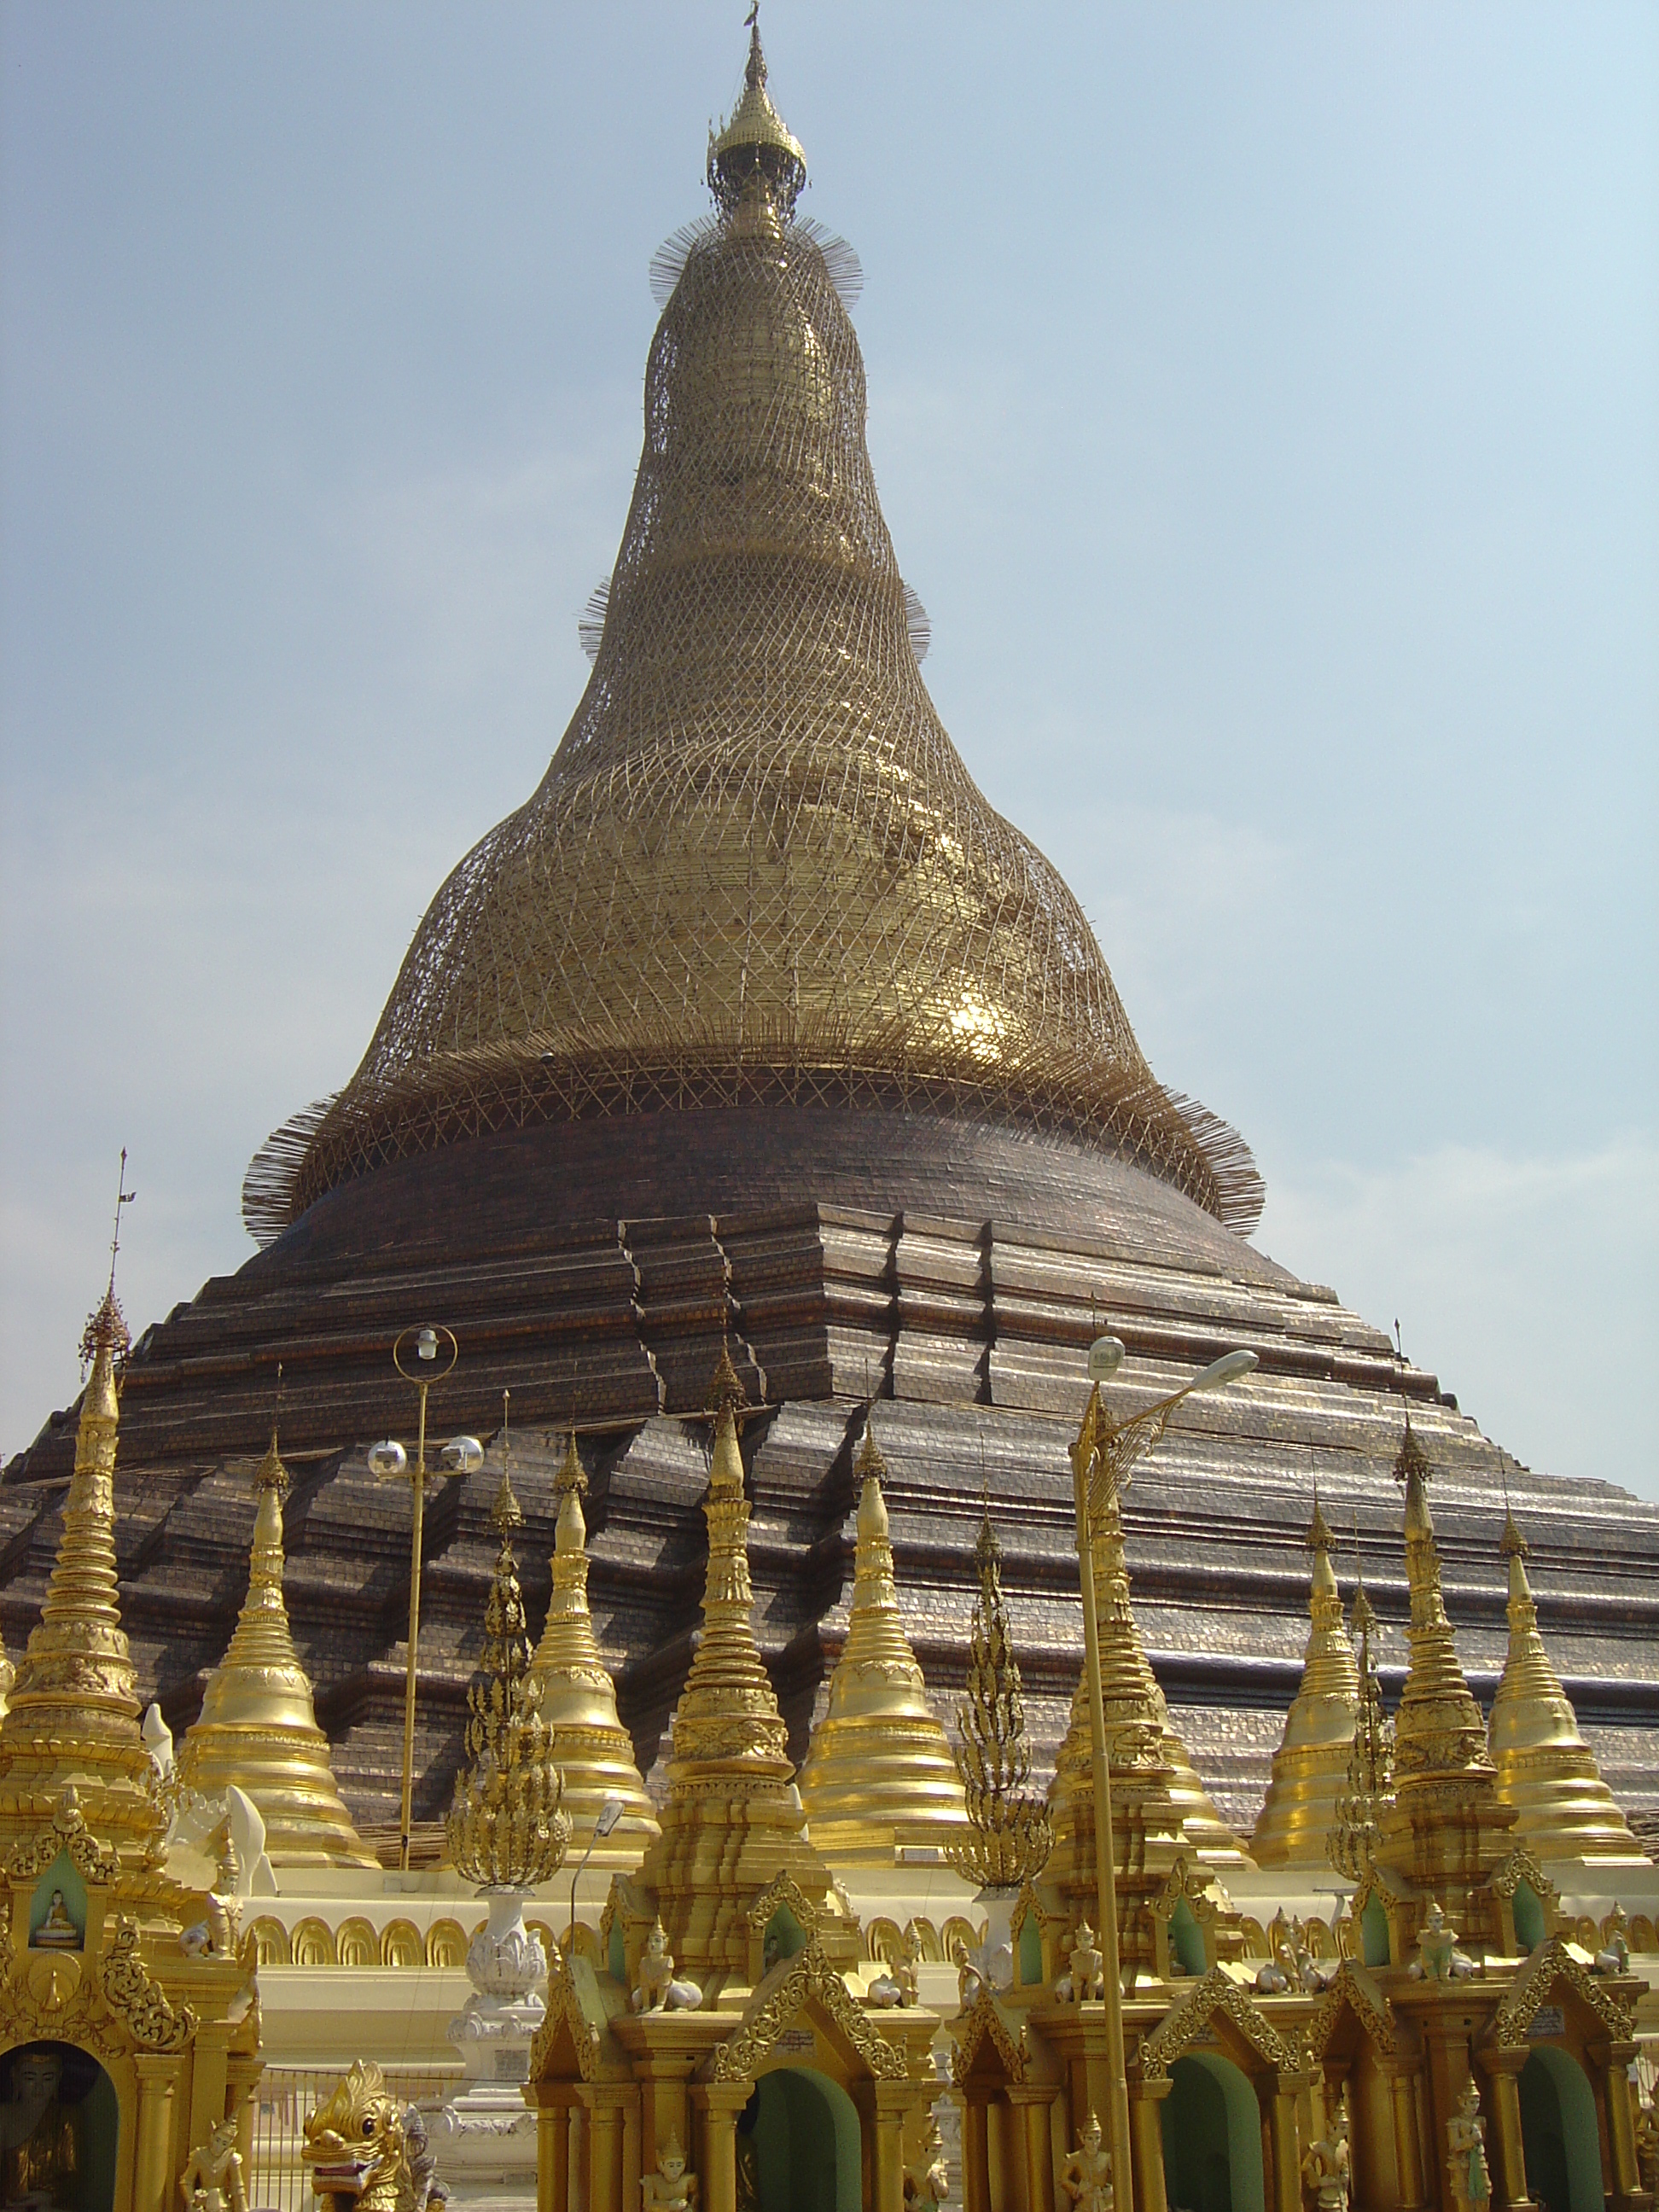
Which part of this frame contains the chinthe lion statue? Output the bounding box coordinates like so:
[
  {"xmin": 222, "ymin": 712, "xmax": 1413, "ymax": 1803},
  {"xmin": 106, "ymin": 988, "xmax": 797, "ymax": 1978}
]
[{"xmin": 301, "ymin": 2061, "xmax": 446, "ymax": 2212}]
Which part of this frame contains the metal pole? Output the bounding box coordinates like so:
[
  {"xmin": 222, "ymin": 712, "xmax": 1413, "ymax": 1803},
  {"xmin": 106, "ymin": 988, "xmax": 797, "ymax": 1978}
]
[
  {"xmin": 399, "ymin": 1377, "xmax": 428, "ymax": 1874},
  {"xmin": 1070, "ymin": 1429, "xmax": 1133, "ymax": 2207}
]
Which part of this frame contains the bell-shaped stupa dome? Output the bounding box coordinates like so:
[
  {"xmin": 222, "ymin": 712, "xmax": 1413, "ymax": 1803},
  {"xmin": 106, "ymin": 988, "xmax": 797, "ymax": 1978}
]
[{"xmin": 246, "ymin": 26, "xmax": 1260, "ymax": 1245}]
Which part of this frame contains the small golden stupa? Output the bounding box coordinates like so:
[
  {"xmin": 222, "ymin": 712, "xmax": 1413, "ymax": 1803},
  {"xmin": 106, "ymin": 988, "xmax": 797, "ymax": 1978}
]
[
  {"xmin": 0, "ymin": 1288, "xmax": 161, "ymax": 1856},
  {"xmin": 177, "ymin": 1432, "xmax": 376, "ymax": 1869},
  {"xmin": 1375, "ymin": 1413, "xmax": 1515, "ymax": 1944},
  {"xmin": 1047, "ymin": 1484, "xmax": 1249, "ymax": 1866},
  {"xmin": 1487, "ymin": 1500, "xmax": 1643, "ymax": 1865},
  {"xmin": 632, "ymin": 1347, "xmax": 855, "ymax": 1992},
  {"xmin": 797, "ymin": 1417, "xmax": 967, "ymax": 1862},
  {"xmin": 1250, "ymin": 1495, "xmax": 1360, "ymax": 1867},
  {"xmin": 526, "ymin": 1429, "xmax": 658, "ymax": 1863}
]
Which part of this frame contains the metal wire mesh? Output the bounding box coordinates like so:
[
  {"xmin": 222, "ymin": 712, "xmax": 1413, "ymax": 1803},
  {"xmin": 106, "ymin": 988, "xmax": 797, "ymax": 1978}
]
[{"xmin": 246, "ymin": 147, "xmax": 1262, "ymax": 1247}]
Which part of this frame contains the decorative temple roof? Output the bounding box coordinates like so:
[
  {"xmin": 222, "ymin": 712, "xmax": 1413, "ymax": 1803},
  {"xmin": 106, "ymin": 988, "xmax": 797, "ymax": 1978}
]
[{"xmin": 242, "ymin": 23, "xmax": 1261, "ymax": 1247}]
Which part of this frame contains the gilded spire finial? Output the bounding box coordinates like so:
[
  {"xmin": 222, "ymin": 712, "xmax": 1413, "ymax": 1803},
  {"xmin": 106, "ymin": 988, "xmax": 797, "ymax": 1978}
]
[
  {"xmin": 178, "ymin": 1385, "xmax": 375, "ymax": 1868},
  {"xmin": 708, "ymin": 9, "xmax": 806, "ymax": 217},
  {"xmin": 446, "ymin": 1421, "xmax": 568, "ymax": 1889},
  {"xmin": 947, "ymin": 1512, "xmax": 1052, "ymax": 1891},
  {"xmin": 1327, "ymin": 1522, "xmax": 1393, "ymax": 1879},
  {"xmin": 527, "ymin": 1408, "xmax": 656, "ymax": 1864},
  {"xmin": 0, "ymin": 1255, "xmax": 159, "ymax": 1853},
  {"xmin": 797, "ymin": 1411, "xmax": 967, "ymax": 1860},
  {"xmin": 1252, "ymin": 1483, "xmax": 1361, "ymax": 1868},
  {"xmin": 1487, "ymin": 1478, "xmax": 1640, "ymax": 1863}
]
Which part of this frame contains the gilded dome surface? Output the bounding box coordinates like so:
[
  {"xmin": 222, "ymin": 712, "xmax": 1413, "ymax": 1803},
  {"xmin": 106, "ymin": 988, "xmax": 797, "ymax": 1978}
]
[{"xmin": 247, "ymin": 53, "xmax": 1260, "ymax": 1243}]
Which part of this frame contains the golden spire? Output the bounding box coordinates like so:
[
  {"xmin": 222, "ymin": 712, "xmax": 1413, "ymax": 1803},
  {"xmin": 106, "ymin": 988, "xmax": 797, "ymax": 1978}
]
[
  {"xmin": 0, "ymin": 1279, "xmax": 159, "ymax": 1852},
  {"xmin": 797, "ymin": 1416, "xmax": 967, "ymax": 1862},
  {"xmin": 1252, "ymin": 1493, "xmax": 1361, "ymax": 1867},
  {"xmin": 633, "ymin": 1350, "xmax": 853, "ymax": 1991},
  {"xmin": 178, "ymin": 1429, "xmax": 376, "ymax": 1869},
  {"xmin": 707, "ymin": 11, "xmax": 806, "ymax": 216},
  {"xmin": 0, "ymin": 1621, "xmax": 14, "ymax": 1725},
  {"xmin": 1049, "ymin": 1482, "xmax": 1250, "ymax": 1866},
  {"xmin": 1388, "ymin": 1414, "xmax": 1491, "ymax": 1786},
  {"xmin": 446, "ymin": 1460, "xmax": 569, "ymax": 1889},
  {"xmin": 526, "ymin": 1428, "xmax": 658, "ymax": 1864},
  {"xmin": 947, "ymin": 1511, "xmax": 1051, "ymax": 1891},
  {"xmin": 1328, "ymin": 1551, "xmax": 1393, "ymax": 1879},
  {"xmin": 1375, "ymin": 1413, "xmax": 1515, "ymax": 1939},
  {"xmin": 1487, "ymin": 1499, "xmax": 1642, "ymax": 1865}
]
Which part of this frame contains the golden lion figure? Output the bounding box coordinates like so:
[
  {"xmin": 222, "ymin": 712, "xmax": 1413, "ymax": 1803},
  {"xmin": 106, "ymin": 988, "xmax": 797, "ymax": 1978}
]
[{"xmin": 302, "ymin": 2062, "xmax": 446, "ymax": 2212}]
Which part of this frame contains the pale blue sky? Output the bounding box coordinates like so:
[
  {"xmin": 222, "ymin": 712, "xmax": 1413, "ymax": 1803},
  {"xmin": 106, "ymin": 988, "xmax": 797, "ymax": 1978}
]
[{"xmin": 3, "ymin": 3, "xmax": 1655, "ymax": 1496}]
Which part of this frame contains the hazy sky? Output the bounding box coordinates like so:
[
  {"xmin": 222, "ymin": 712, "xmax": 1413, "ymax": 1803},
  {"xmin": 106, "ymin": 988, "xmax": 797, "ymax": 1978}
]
[{"xmin": 3, "ymin": 3, "xmax": 1655, "ymax": 1499}]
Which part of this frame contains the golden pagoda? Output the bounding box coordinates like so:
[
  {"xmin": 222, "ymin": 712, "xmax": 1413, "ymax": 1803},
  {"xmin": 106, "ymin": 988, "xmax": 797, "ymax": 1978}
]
[
  {"xmin": 632, "ymin": 1348, "xmax": 856, "ymax": 1993},
  {"xmin": 0, "ymin": 1621, "xmax": 15, "ymax": 1723},
  {"xmin": 1250, "ymin": 1494, "xmax": 1360, "ymax": 1867},
  {"xmin": 1374, "ymin": 1413, "xmax": 1515, "ymax": 1946},
  {"xmin": 1047, "ymin": 1484, "xmax": 1249, "ymax": 1867},
  {"xmin": 526, "ymin": 1429, "xmax": 658, "ymax": 1863},
  {"xmin": 0, "ymin": 1286, "xmax": 161, "ymax": 1857},
  {"xmin": 796, "ymin": 1417, "xmax": 967, "ymax": 1862},
  {"xmin": 176, "ymin": 1432, "xmax": 376, "ymax": 1870},
  {"xmin": 1487, "ymin": 1500, "xmax": 1642, "ymax": 1866}
]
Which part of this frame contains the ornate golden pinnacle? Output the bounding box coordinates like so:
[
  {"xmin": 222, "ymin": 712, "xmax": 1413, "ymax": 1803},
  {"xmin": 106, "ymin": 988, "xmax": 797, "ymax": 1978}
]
[
  {"xmin": 1328, "ymin": 1564, "xmax": 1394, "ymax": 1881},
  {"xmin": 446, "ymin": 1462, "xmax": 569, "ymax": 1889},
  {"xmin": 948, "ymin": 1513, "xmax": 1052, "ymax": 1891}
]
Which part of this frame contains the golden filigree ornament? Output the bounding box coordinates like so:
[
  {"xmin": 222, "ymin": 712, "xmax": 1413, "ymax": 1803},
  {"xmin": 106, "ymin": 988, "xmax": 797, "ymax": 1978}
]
[
  {"xmin": 1328, "ymin": 1554, "xmax": 1393, "ymax": 1881},
  {"xmin": 445, "ymin": 1460, "xmax": 569, "ymax": 1890},
  {"xmin": 1253, "ymin": 1494, "xmax": 1362, "ymax": 1869},
  {"xmin": 947, "ymin": 1515, "xmax": 1051, "ymax": 1891}
]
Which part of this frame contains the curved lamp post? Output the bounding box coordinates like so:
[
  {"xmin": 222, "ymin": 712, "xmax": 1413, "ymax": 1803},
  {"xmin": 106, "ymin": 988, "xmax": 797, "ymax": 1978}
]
[
  {"xmin": 1071, "ymin": 1335, "xmax": 1259, "ymax": 2208},
  {"xmin": 369, "ymin": 1324, "xmax": 483, "ymax": 1871}
]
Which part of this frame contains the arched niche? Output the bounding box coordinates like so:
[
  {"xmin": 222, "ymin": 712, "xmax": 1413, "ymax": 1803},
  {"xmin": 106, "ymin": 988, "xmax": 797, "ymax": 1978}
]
[
  {"xmin": 1160, "ymin": 2052, "xmax": 1266, "ymax": 2212},
  {"xmin": 1517, "ymin": 2048, "xmax": 1601, "ymax": 2212},
  {"xmin": 1169, "ymin": 1897, "xmax": 1206, "ymax": 1977},
  {"xmin": 27, "ymin": 1851, "xmax": 88, "ymax": 1951},
  {"xmin": 1359, "ymin": 1895, "xmax": 1389, "ymax": 1969},
  {"xmin": 748, "ymin": 2065, "xmax": 860, "ymax": 2212},
  {"xmin": 0, "ymin": 2040, "xmax": 119, "ymax": 2212}
]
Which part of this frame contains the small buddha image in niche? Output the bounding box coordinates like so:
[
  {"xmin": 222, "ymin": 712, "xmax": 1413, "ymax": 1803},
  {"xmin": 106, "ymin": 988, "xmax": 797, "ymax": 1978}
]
[
  {"xmin": 0, "ymin": 2045, "xmax": 102, "ymax": 2212},
  {"xmin": 30, "ymin": 1899, "xmax": 80, "ymax": 1955}
]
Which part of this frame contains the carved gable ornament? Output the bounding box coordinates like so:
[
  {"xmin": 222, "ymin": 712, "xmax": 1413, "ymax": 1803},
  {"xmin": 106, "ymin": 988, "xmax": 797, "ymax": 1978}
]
[
  {"xmin": 1137, "ymin": 1967, "xmax": 1290, "ymax": 2083},
  {"xmin": 950, "ymin": 1989, "xmax": 1027, "ymax": 2089},
  {"xmin": 707, "ymin": 1940, "xmax": 905, "ymax": 2087},
  {"xmin": 1487, "ymin": 1936, "xmax": 1633, "ymax": 2050},
  {"xmin": 0, "ymin": 1913, "xmax": 195, "ymax": 2064},
  {"xmin": 7, "ymin": 1793, "xmax": 121, "ymax": 1886},
  {"xmin": 527, "ymin": 1950, "xmax": 624, "ymax": 2085},
  {"xmin": 1305, "ymin": 1961, "xmax": 1398, "ymax": 2063},
  {"xmin": 745, "ymin": 1871, "xmax": 818, "ymax": 1943}
]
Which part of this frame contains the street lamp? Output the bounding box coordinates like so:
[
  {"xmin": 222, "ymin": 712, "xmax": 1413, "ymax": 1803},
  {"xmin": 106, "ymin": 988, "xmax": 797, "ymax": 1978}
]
[
  {"xmin": 1069, "ymin": 1333, "xmax": 1259, "ymax": 2209},
  {"xmin": 370, "ymin": 1324, "xmax": 483, "ymax": 1871},
  {"xmin": 569, "ymin": 1794, "xmax": 627, "ymax": 1953}
]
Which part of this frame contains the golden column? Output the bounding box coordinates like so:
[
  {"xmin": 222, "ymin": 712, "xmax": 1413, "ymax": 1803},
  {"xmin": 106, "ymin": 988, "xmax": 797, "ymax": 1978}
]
[
  {"xmin": 797, "ymin": 1415, "xmax": 968, "ymax": 1862},
  {"xmin": 1487, "ymin": 1499, "xmax": 1642, "ymax": 1864},
  {"xmin": 178, "ymin": 1430, "xmax": 376, "ymax": 1868},
  {"xmin": 1064, "ymin": 1336, "xmax": 1257, "ymax": 2212},
  {"xmin": 1251, "ymin": 1495, "xmax": 1360, "ymax": 1867}
]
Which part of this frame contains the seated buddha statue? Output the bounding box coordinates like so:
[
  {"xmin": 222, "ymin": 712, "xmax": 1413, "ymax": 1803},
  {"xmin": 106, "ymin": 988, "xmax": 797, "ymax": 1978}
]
[
  {"xmin": 32, "ymin": 1896, "xmax": 79, "ymax": 1953},
  {"xmin": 0, "ymin": 2047, "xmax": 79, "ymax": 2209}
]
